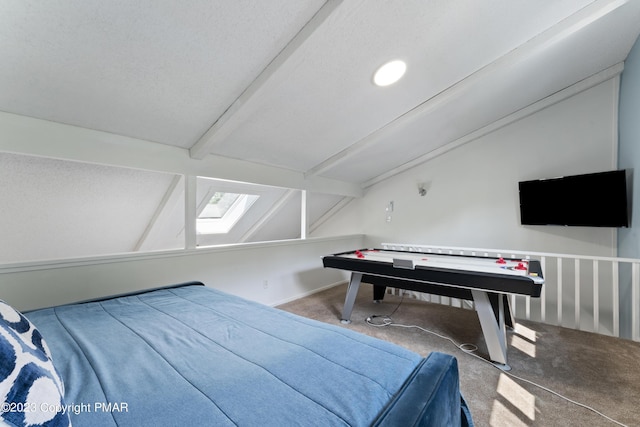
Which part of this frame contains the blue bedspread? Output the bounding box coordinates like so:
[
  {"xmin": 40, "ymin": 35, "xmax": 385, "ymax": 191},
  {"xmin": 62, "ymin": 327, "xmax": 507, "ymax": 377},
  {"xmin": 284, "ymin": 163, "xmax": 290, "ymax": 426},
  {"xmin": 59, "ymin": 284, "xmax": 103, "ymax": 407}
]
[{"xmin": 25, "ymin": 284, "xmax": 471, "ymax": 426}]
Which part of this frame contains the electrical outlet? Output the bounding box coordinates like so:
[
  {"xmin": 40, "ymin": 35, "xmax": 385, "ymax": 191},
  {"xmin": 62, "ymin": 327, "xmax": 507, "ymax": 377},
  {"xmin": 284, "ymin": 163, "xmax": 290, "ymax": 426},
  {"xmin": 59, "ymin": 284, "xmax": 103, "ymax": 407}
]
[{"xmin": 263, "ymin": 280, "xmax": 268, "ymax": 289}]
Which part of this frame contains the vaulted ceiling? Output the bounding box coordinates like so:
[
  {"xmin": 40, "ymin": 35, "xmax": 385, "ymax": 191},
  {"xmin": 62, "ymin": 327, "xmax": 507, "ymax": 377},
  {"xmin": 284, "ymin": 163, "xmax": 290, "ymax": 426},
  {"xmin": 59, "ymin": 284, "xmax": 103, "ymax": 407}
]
[{"xmin": 1, "ymin": 0, "xmax": 640, "ymax": 189}]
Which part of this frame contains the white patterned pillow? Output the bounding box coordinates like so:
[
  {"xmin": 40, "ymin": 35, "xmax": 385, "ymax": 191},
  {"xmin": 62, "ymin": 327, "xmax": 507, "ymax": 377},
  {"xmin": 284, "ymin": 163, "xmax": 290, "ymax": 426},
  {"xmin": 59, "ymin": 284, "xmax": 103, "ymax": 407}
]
[{"xmin": 0, "ymin": 300, "xmax": 70, "ymax": 427}]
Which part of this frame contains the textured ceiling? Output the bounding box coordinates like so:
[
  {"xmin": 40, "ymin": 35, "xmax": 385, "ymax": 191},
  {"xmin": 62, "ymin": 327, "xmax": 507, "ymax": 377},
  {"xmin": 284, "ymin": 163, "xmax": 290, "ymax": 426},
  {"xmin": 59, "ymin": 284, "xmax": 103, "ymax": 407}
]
[
  {"xmin": 1, "ymin": 0, "xmax": 640, "ymax": 187},
  {"xmin": 0, "ymin": 0, "xmax": 324, "ymax": 146}
]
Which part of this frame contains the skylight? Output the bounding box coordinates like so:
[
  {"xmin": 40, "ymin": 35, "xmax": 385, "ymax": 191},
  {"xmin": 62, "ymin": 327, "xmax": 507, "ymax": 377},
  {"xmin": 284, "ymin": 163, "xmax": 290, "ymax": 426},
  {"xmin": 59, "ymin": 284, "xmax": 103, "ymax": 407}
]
[
  {"xmin": 197, "ymin": 192, "xmax": 259, "ymax": 234},
  {"xmin": 199, "ymin": 192, "xmax": 241, "ymax": 219}
]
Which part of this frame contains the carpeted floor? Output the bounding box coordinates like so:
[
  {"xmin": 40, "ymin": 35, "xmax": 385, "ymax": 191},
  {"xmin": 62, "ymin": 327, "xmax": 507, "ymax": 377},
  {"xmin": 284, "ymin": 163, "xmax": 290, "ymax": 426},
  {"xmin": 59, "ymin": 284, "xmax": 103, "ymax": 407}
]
[{"xmin": 277, "ymin": 284, "xmax": 640, "ymax": 427}]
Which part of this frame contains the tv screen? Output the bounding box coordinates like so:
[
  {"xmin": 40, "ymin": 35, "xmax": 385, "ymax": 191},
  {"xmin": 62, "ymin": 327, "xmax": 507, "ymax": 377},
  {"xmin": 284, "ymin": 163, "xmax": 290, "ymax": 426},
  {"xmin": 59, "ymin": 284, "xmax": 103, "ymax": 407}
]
[{"xmin": 519, "ymin": 170, "xmax": 629, "ymax": 227}]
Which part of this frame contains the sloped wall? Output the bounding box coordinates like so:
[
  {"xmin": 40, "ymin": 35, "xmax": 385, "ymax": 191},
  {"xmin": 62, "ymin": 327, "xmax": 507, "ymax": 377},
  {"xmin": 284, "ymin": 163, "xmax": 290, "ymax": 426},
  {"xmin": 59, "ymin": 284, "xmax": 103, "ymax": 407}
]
[
  {"xmin": 0, "ymin": 153, "xmax": 178, "ymax": 262},
  {"xmin": 313, "ymin": 79, "xmax": 620, "ymax": 257}
]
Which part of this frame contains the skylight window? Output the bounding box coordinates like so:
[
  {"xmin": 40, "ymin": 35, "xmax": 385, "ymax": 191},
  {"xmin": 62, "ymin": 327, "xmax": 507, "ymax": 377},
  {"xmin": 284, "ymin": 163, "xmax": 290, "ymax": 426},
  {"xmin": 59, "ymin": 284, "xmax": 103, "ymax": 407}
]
[
  {"xmin": 197, "ymin": 192, "xmax": 259, "ymax": 234},
  {"xmin": 199, "ymin": 192, "xmax": 241, "ymax": 219}
]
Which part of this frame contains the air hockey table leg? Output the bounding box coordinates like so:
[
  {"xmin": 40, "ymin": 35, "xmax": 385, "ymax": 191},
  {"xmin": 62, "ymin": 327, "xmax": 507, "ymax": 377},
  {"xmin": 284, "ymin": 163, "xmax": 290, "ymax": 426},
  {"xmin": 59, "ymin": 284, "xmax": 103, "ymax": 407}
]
[
  {"xmin": 471, "ymin": 290, "xmax": 510, "ymax": 370},
  {"xmin": 341, "ymin": 272, "xmax": 362, "ymax": 324},
  {"xmin": 373, "ymin": 284, "xmax": 386, "ymax": 302}
]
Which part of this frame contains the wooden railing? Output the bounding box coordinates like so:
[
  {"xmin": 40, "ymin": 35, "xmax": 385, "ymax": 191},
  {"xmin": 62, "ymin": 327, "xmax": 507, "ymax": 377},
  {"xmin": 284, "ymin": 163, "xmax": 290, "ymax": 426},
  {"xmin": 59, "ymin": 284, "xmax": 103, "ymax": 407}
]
[{"xmin": 381, "ymin": 243, "xmax": 640, "ymax": 342}]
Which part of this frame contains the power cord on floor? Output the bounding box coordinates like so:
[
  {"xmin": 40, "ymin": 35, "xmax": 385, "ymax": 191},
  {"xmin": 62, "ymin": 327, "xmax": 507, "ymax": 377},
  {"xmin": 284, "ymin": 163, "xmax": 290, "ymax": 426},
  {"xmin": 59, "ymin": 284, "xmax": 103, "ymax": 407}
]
[
  {"xmin": 364, "ymin": 312, "xmax": 628, "ymax": 427},
  {"xmin": 366, "ymin": 315, "xmax": 479, "ymax": 355}
]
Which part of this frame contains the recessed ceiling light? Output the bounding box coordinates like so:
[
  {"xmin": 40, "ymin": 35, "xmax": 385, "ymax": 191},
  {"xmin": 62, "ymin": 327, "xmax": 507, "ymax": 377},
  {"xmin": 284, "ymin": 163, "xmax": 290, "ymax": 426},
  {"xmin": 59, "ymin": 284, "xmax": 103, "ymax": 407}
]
[{"xmin": 373, "ymin": 60, "xmax": 407, "ymax": 87}]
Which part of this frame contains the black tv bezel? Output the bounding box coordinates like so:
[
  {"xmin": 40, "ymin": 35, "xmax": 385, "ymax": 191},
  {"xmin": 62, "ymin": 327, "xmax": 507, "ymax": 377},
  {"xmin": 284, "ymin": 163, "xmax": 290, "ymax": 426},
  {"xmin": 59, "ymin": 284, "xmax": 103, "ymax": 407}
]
[{"xmin": 518, "ymin": 169, "xmax": 630, "ymax": 228}]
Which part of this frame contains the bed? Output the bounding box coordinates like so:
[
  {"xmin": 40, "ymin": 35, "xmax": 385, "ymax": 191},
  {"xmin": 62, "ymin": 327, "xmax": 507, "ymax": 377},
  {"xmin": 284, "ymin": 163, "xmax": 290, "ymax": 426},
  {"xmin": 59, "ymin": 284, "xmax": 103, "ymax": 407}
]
[{"xmin": 2, "ymin": 282, "xmax": 473, "ymax": 426}]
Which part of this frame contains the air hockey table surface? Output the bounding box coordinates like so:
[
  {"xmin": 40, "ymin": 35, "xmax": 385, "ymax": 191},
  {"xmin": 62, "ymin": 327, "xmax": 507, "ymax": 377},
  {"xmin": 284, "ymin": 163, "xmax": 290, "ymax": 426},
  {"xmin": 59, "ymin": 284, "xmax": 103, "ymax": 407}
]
[{"xmin": 323, "ymin": 248, "xmax": 543, "ymax": 296}]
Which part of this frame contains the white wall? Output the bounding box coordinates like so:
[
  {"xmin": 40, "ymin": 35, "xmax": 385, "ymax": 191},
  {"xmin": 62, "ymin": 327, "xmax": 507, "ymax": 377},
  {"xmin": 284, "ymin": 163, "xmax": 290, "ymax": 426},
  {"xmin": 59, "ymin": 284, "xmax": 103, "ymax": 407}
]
[
  {"xmin": 0, "ymin": 235, "xmax": 362, "ymax": 312},
  {"xmin": 0, "ymin": 71, "xmax": 622, "ymax": 316},
  {"xmin": 314, "ymin": 78, "xmax": 620, "ymax": 257}
]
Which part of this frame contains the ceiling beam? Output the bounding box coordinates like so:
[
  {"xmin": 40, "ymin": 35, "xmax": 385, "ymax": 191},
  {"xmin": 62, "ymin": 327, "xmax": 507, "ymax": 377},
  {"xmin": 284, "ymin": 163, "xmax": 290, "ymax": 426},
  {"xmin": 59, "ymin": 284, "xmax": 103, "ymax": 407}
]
[
  {"xmin": 309, "ymin": 196, "xmax": 353, "ymax": 235},
  {"xmin": 189, "ymin": 0, "xmax": 343, "ymax": 160},
  {"xmin": 304, "ymin": 0, "xmax": 630, "ymax": 179},
  {"xmin": 362, "ymin": 63, "xmax": 625, "ymax": 188},
  {"xmin": 0, "ymin": 111, "xmax": 363, "ymax": 197},
  {"xmin": 134, "ymin": 174, "xmax": 184, "ymax": 252},
  {"xmin": 240, "ymin": 189, "xmax": 298, "ymax": 243}
]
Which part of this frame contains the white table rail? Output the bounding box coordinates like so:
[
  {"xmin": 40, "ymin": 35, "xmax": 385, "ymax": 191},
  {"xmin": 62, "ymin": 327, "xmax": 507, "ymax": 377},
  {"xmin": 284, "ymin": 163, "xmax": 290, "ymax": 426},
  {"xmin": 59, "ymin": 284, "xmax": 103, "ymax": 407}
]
[{"xmin": 381, "ymin": 243, "xmax": 640, "ymax": 342}]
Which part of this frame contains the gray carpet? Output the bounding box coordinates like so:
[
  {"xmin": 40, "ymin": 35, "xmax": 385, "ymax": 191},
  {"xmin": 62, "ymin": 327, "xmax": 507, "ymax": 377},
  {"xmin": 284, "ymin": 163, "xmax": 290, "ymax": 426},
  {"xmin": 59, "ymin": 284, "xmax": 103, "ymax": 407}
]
[{"xmin": 277, "ymin": 284, "xmax": 640, "ymax": 427}]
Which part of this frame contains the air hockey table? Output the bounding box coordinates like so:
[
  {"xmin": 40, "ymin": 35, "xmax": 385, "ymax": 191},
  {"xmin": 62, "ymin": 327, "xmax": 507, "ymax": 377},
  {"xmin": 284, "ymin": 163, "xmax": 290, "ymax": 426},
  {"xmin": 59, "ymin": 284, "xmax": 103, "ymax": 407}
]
[{"xmin": 322, "ymin": 248, "xmax": 544, "ymax": 369}]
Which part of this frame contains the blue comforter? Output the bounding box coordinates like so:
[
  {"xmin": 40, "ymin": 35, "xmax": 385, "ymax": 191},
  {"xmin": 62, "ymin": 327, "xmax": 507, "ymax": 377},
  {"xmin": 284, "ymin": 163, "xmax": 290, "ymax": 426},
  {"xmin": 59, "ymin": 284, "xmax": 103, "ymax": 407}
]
[{"xmin": 26, "ymin": 284, "xmax": 471, "ymax": 426}]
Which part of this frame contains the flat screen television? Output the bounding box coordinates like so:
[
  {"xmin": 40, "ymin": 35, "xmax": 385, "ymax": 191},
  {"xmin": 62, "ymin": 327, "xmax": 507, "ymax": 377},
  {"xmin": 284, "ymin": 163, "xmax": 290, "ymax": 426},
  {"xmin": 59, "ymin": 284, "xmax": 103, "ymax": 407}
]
[{"xmin": 518, "ymin": 170, "xmax": 630, "ymax": 227}]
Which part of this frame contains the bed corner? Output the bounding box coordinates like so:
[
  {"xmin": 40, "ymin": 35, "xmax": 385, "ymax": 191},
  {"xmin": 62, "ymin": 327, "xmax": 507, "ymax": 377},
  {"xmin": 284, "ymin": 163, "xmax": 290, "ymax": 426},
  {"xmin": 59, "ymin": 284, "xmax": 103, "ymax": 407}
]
[{"xmin": 373, "ymin": 352, "xmax": 473, "ymax": 427}]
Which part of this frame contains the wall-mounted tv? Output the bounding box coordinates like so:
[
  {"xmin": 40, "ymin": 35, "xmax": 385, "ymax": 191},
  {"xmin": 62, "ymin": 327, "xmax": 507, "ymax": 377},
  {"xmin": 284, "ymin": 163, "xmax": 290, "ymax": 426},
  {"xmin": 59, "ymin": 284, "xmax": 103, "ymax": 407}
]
[{"xmin": 518, "ymin": 170, "xmax": 630, "ymax": 227}]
